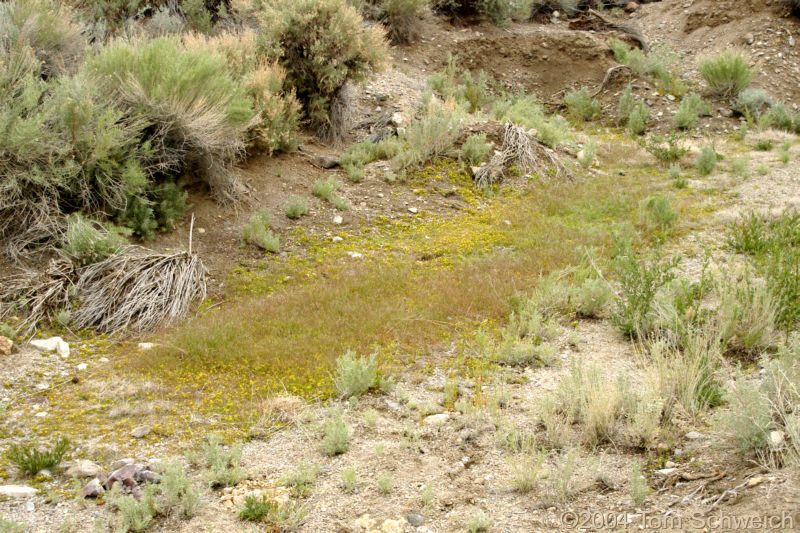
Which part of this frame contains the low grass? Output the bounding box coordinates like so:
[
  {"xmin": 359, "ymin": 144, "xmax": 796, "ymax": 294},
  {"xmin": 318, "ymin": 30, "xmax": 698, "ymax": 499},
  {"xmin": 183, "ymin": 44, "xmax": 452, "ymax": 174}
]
[{"xmin": 119, "ymin": 159, "xmax": 679, "ymax": 437}]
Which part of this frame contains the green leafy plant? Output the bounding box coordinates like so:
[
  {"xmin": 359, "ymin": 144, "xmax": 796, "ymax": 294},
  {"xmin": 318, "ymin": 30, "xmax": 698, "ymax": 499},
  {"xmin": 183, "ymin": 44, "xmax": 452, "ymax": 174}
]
[
  {"xmin": 242, "ymin": 210, "xmax": 280, "ymax": 252},
  {"xmin": 639, "ymin": 195, "xmax": 678, "ymax": 232},
  {"xmin": 5, "ymin": 437, "xmax": 70, "ymax": 475},
  {"xmin": 461, "ymin": 133, "xmax": 491, "ymax": 166},
  {"xmin": 340, "ymin": 466, "xmax": 357, "ymax": 492},
  {"xmin": 564, "ymin": 86, "xmax": 600, "ymax": 122},
  {"xmin": 695, "ymin": 145, "xmax": 718, "ymax": 176},
  {"xmin": 673, "ymin": 92, "xmax": 709, "ymax": 130}
]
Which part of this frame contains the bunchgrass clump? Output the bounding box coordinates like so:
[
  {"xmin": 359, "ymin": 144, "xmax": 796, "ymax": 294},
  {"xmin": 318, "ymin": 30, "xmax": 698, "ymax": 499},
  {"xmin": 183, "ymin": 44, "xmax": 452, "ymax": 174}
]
[
  {"xmin": 467, "ymin": 510, "xmax": 494, "ymax": 533},
  {"xmin": 755, "ymin": 139, "xmax": 774, "ymax": 151},
  {"xmin": 629, "ymin": 463, "xmax": 648, "ymax": 506},
  {"xmin": 285, "ymin": 196, "xmax": 309, "ymax": 219},
  {"xmin": 506, "ymin": 444, "xmax": 546, "ymax": 493},
  {"xmin": 695, "ymin": 145, "xmax": 718, "ymax": 176},
  {"xmin": 730, "ymin": 156, "xmax": 750, "ymax": 178},
  {"xmin": 698, "ymin": 50, "xmax": 752, "ymax": 98},
  {"xmin": 333, "ymin": 351, "xmax": 377, "ymax": 398},
  {"xmin": 577, "ymin": 139, "xmax": 598, "ymax": 168},
  {"xmin": 627, "ymin": 100, "xmax": 650, "ymax": 136},
  {"xmin": 5, "ymin": 437, "xmax": 69, "ymax": 475},
  {"xmin": 279, "ymin": 462, "xmax": 320, "ymax": 498},
  {"xmin": 239, "ymin": 495, "xmax": 307, "ymax": 529},
  {"xmin": 639, "ymin": 195, "xmax": 678, "ymax": 232},
  {"xmin": 341, "ymin": 466, "xmax": 357, "ymax": 492},
  {"xmin": 376, "ymin": 472, "xmax": 395, "ymax": 494}
]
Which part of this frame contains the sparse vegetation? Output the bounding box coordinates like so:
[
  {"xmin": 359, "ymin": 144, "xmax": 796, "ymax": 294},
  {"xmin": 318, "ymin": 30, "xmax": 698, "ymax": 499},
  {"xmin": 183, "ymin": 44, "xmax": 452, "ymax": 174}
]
[
  {"xmin": 202, "ymin": 435, "xmax": 245, "ymax": 488},
  {"xmin": 564, "ymin": 86, "xmax": 600, "ymax": 122},
  {"xmin": 467, "ymin": 510, "xmax": 494, "ymax": 533},
  {"xmin": 242, "ymin": 210, "xmax": 280, "ymax": 252},
  {"xmin": 285, "ymin": 196, "xmax": 309, "ymax": 219},
  {"xmin": 341, "ymin": 466, "xmax": 357, "ymax": 492},
  {"xmin": 279, "ymin": 462, "xmax": 320, "ymax": 498},
  {"xmin": 377, "ymin": 472, "xmax": 396, "ymax": 494},
  {"xmin": 695, "ymin": 145, "xmax": 718, "ymax": 176},
  {"xmin": 639, "ymin": 195, "xmax": 678, "ymax": 232},
  {"xmin": 461, "ymin": 133, "xmax": 492, "ymax": 166},
  {"xmin": 321, "ymin": 407, "xmax": 352, "ymax": 455},
  {"xmin": 333, "ymin": 351, "xmax": 378, "ymax": 398},
  {"xmin": 673, "ymin": 93, "xmax": 709, "ymax": 130}
]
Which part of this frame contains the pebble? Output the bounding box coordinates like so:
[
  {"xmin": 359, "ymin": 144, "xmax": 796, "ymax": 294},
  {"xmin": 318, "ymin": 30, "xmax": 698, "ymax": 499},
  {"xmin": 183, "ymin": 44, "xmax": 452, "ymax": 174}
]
[
  {"xmin": 76, "ymin": 363, "xmax": 87, "ymax": 371},
  {"xmin": 137, "ymin": 342, "xmax": 156, "ymax": 351},
  {"xmin": 346, "ymin": 252, "xmax": 364, "ymax": 259},
  {"xmin": 423, "ymin": 413, "xmax": 449, "ymax": 426},
  {"xmin": 332, "ymin": 236, "xmax": 343, "ymax": 242},
  {"xmin": 684, "ymin": 431, "xmax": 704, "ymax": 440},
  {"xmin": 408, "ymin": 207, "xmax": 418, "ymax": 214},
  {"xmin": 333, "ymin": 216, "xmax": 343, "ymax": 225},
  {"xmin": 0, "ymin": 335, "xmax": 12, "ymax": 355},
  {"xmin": 406, "ymin": 513, "xmax": 425, "ymax": 527}
]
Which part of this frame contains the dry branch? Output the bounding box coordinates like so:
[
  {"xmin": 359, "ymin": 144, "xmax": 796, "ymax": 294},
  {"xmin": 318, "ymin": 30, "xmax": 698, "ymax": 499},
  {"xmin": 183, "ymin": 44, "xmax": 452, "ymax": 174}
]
[
  {"xmin": 71, "ymin": 248, "xmax": 208, "ymax": 334},
  {"xmin": 474, "ymin": 122, "xmax": 571, "ymax": 188},
  {"xmin": 0, "ymin": 259, "xmax": 75, "ymax": 336}
]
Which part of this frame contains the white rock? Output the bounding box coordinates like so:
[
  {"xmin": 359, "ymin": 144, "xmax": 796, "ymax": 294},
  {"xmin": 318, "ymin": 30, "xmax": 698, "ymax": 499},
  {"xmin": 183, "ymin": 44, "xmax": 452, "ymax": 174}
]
[
  {"xmin": 333, "ymin": 216, "xmax": 343, "ymax": 225},
  {"xmin": 408, "ymin": 207, "xmax": 418, "ymax": 214},
  {"xmin": 34, "ymin": 412, "xmax": 48, "ymax": 418},
  {"xmin": 769, "ymin": 430, "xmax": 785, "ymax": 448},
  {"xmin": 137, "ymin": 342, "xmax": 156, "ymax": 351},
  {"xmin": 0, "ymin": 485, "xmax": 38, "ymax": 498},
  {"xmin": 346, "ymin": 252, "xmax": 364, "ymax": 259},
  {"xmin": 423, "ymin": 413, "xmax": 450, "ymax": 426},
  {"xmin": 76, "ymin": 363, "xmax": 87, "ymax": 371},
  {"xmin": 332, "ymin": 236, "xmax": 343, "ymax": 242},
  {"xmin": 30, "ymin": 336, "xmax": 70, "ymax": 357},
  {"xmin": 99, "ymin": 357, "xmax": 109, "ymax": 363},
  {"xmin": 131, "ymin": 425, "xmax": 152, "ymax": 438},
  {"xmin": 391, "ymin": 112, "xmax": 404, "ymax": 127},
  {"xmin": 684, "ymin": 431, "xmax": 704, "ymax": 440},
  {"xmin": 655, "ymin": 468, "xmax": 677, "ymax": 475}
]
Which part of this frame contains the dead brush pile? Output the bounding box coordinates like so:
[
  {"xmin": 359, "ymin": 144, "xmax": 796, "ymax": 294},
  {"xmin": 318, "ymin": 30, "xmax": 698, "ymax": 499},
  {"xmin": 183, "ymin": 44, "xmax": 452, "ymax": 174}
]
[
  {"xmin": 0, "ymin": 249, "xmax": 207, "ymax": 335},
  {"xmin": 474, "ymin": 122, "xmax": 571, "ymax": 188}
]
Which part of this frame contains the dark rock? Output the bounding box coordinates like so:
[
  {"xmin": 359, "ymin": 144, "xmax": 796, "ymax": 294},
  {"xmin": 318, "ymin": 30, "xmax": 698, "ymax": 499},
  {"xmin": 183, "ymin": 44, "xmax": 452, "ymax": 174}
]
[
  {"xmin": 406, "ymin": 513, "xmax": 425, "ymax": 527},
  {"xmin": 82, "ymin": 478, "xmax": 104, "ymax": 498}
]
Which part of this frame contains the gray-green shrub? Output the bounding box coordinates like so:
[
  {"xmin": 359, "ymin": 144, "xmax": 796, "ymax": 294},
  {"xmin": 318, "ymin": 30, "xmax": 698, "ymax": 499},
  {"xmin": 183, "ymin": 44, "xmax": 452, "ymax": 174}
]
[
  {"xmin": 60, "ymin": 214, "xmax": 129, "ymax": 266},
  {"xmin": 698, "ymin": 50, "xmax": 752, "ymax": 98},
  {"xmin": 461, "ymin": 133, "xmax": 491, "ymax": 166},
  {"xmin": 321, "ymin": 407, "xmax": 351, "ymax": 455},
  {"xmin": 673, "ymin": 93, "xmax": 709, "ymax": 130},
  {"xmin": 333, "ymin": 351, "xmax": 378, "ymax": 398},
  {"xmin": 695, "ymin": 145, "xmax": 718, "ymax": 176},
  {"xmin": 733, "ymin": 88, "xmax": 768, "ymax": 119},
  {"xmin": 564, "ymin": 86, "xmax": 600, "ymax": 122},
  {"xmin": 242, "ymin": 210, "xmax": 280, "ymax": 252},
  {"xmin": 285, "ymin": 196, "xmax": 309, "ymax": 219}
]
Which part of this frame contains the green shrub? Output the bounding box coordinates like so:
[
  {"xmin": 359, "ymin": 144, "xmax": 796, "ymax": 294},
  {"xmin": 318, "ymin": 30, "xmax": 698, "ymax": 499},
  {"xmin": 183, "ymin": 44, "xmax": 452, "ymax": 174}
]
[
  {"xmin": 491, "ymin": 92, "xmax": 568, "ymax": 148},
  {"xmin": 639, "ymin": 195, "xmax": 678, "ymax": 232},
  {"xmin": 60, "ymin": 214, "xmax": 129, "ymax": 266},
  {"xmin": 202, "ymin": 434, "xmax": 245, "ymax": 488},
  {"xmin": 467, "ymin": 510, "xmax": 494, "ymax": 533},
  {"xmin": 574, "ymin": 278, "xmax": 613, "ymax": 318},
  {"xmin": 641, "ymin": 135, "xmax": 688, "ymax": 164},
  {"xmin": 428, "ymin": 56, "xmax": 490, "ymax": 113},
  {"xmin": 340, "ymin": 466, "xmax": 357, "ymax": 492},
  {"xmin": 333, "ymin": 351, "xmax": 377, "ymax": 398},
  {"xmin": 285, "ymin": 195, "xmax": 309, "ymax": 219},
  {"xmin": 617, "ymin": 83, "xmax": 635, "ymax": 126},
  {"xmin": 609, "ymin": 39, "xmax": 685, "ymax": 96},
  {"xmin": 715, "ymin": 270, "xmax": 776, "ymax": 356},
  {"xmin": 321, "ymin": 408, "xmax": 351, "ymax": 455},
  {"xmin": 391, "ymin": 97, "xmax": 463, "ymax": 170},
  {"xmin": 673, "ymin": 93, "xmax": 709, "ymax": 130},
  {"xmin": 668, "ymin": 162, "xmax": 680, "ymax": 180},
  {"xmin": 382, "ymin": 0, "xmax": 429, "ymax": 43},
  {"xmin": 259, "ymin": 0, "xmax": 387, "ymax": 136},
  {"xmin": 698, "ymin": 50, "xmax": 752, "ymax": 98},
  {"xmin": 433, "ymin": 0, "xmax": 525, "ymax": 26},
  {"xmin": 242, "ymin": 210, "xmax": 280, "ymax": 252},
  {"xmin": 161, "ymin": 460, "xmax": 201, "ymax": 518},
  {"xmin": 755, "ymin": 139, "xmax": 773, "ymax": 151},
  {"xmin": 564, "ymin": 86, "xmax": 600, "ymax": 122},
  {"xmin": 5, "ymin": 437, "xmax": 70, "ymax": 475},
  {"xmin": 88, "ymin": 36, "xmax": 254, "ymax": 204},
  {"xmin": 312, "ymin": 177, "xmax": 342, "ymax": 201},
  {"xmin": 729, "ymin": 156, "xmax": 749, "ymax": 178},
  {"xmin": 627, "ymin": 100, "xmax": 649, "ymax": 136},
  {"xmin": 107, "ymin": 484, "xmax": 159, "ymax": 533},
  {"xmin": 461, "ymin": 133, "xmax": 491, "ymax": 166},
  {"xmin": 695, "ymin": 145, "xmax": 717, "ymax": 176},
  {"xmin": 0, "ymin": 0, "xmax": 86, "ymax": 77},
  {"xmin": 611, "ymin": 242, "xmax": 679, "ymax": 337}
]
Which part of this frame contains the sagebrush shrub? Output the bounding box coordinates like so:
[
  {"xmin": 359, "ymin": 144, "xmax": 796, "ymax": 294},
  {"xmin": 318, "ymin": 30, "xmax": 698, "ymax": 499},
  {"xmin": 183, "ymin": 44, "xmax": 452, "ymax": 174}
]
[
  {"xmin": 461, "ymin": 133, "xmax": 491, "ymax": 166},
  {"xmin": 564, "ymin": 86, "xmax": 600, "ymax": 122},
  {"xmin": 89, "ymin": 36, "xmax": 254, "ymax": 204},
  {"xmin": 759, "ymin": 102, "xmax": 798, "ymax": 133},
  {"xmin": 0, "ymin": 0, "xmax": 86, "ymax": 77},
  {"xmin": 202, "ymin": 434, "xmax": 245, "ymax": 488},
  {"xmin": 715, "ymin": 269, "xmax": 776, "ymax": 356},
  {"xmin": 695, "ymin": 145, "xmax": 717, "ymax": 176},
  {"xmin": 391, "ymin": 97, "xmax": 463, "ymax": 170},
  {"xmin": 733, "ymin": 88, "xmax": 768, "ymax": 118},
  {"xmin": 382, "ymin": 0, "xmax": 429, "ymax": 44},
  {"xmin": 673, "ymin": 92, "xmax": 709, "ymax": 130},
  {"xmin": 627, "ymin": 100, "xmax": 649, "ymax": 136},
  {"xmin": 639, "ymin": 195, "xmax": 678, "ymax": 232},
  {"xmin": 333, "ymin": 351, "xmax": 378, "ymax": 398},
  {"xmin": 285, "ymin": 196, "xmax": 309, "ymax": 219},
  {"xmin": 321, "ymin": 408, "xmax": 351, "ymax": 455},
  {"xmin": 258, "ymin": 0, "xmax": 387, "ymax": 135},
  {"xmin": 699, "ymin": 50, "xmax": 752, "ymax": 98},
  {"xmin": 279, "ymin": 462, "xmax": 319, "ymax": 497}
]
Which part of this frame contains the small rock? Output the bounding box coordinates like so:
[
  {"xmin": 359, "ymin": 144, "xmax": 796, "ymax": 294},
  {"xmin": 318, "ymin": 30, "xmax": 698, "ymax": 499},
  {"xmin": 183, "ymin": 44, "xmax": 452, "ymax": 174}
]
[
  {"xmin": 317, "ymin": 156, "xmax": 339, "ymax": 169},
  {"xmin": 391, "ymin": 112, "xmax": 405, "ymax": 127},
  {"xmin": 655, "ymin": 468, "xmax": 677, "ymax": 476},
  {"xmin": 666, "ymin": 94, "xmax": 675, "ymax": 101},
  {"xmin": 346, "ymin": 251, "xmax": 364, "ymax": 259},
  {"xmin": 745, "ymin": 33, "xmax": 755, "ymax": 45},
  {"xmin": 385, "ymin": 399, "xmax": 401, "ymax": 411},
  {"xmin": 718, "ymin": 107, "xmax": 733, "ymax": 118},
  {"xmin": 0, "ymin": 485, "xmax": 38, "ymax": 498},
  {"xmin": 406, "ymin": 513, "xmax": 425, "ymax": 527},
  {"xmin": 684, "ymin": 431, "xmax": 704, "ymax": 440},
  {"xmin": 131, "ymin": 425, "xmax": 152, "ymax": 439},
  {"xmin": 110, "ymin": 458, "xmax": 135, "ymax": 471},
  {"xmin": 664, "ymin": 461, "xmax": 677, "ymax": 469},
  {"xmin": 332, "ymin": 236, "xmax": 343, "ymax": 242},
  {"xmin": 625, "ymin": 1, "xmax": 638, "ymax": 11},
  {"xmin": 0, "ymin": 336, "xmax": 12, "ymax": 355},
  {"xmin": 82, "ymin": 478, "xmax": 104, "ymax": 498},
  {"xmin": 197, "ymin": 227, "xmax": 206, "ymax": 234},
  {"xmin": 381, "ymin": 519, "xmax": 403, "ymax": 533},
  {"xmin": 747, "ymin": 476, "xmax": 765, "ymax": 488},
  {"xmin": 137, "ymin": 342, "xmax": 156, "ymax": 351},
  {"xmin": 76, "ymin": 363, "xmax": 87, "ymax": 371},
  {"xmin": 408, "ymin": 207, "xmax": 418, "ymax": 214},
  {"xmin": 66, "ymin": 460, "xmax": 102, "ymax": 478},
  {"xmin": 423, "ymin": 413, "xmax": 449, "ymax": 426},
  {"xmin": 35, "ymin": 411, "xmax": 48, "ymax": 417},
  {"xmin": 24, "ymin": 500, "xmax": 34, "ymax": 512},
  {"xmin": 333, "ymin": 216, "xmax": 343, "ymax": 225}
]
